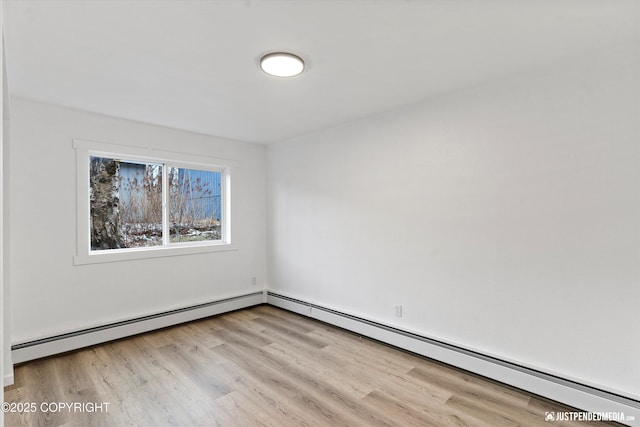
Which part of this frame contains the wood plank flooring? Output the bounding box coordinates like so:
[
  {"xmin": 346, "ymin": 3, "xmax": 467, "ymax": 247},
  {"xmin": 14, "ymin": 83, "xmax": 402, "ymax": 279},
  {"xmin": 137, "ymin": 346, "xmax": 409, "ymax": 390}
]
[{"xmin": 4, "ymin": 305, "xmax": 619, "ymax": 426}]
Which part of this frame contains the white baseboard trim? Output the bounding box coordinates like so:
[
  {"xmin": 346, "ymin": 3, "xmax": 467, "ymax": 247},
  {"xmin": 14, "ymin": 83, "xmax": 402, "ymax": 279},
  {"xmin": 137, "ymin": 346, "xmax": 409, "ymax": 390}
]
[
  {"xmin": 4, "ymin": 373, "xmax": 14, "ymax": 387},
  {"xmin": 11, "ymin": 292, "xmax": 263, "ymax": 364},
  {"xmin": 267, "ymin": 292, "xmax": 640, "ymax": 427}
]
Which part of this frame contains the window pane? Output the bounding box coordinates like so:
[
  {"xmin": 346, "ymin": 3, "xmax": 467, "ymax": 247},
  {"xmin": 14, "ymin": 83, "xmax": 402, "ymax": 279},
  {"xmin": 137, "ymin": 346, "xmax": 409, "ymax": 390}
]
[
  {"xmin": 90, "ymin": 157, "xmax": 163, "ymax": 250},
  {"xmin": 168, "ymin": 167, "xmax": 222, "ymax": 243}
]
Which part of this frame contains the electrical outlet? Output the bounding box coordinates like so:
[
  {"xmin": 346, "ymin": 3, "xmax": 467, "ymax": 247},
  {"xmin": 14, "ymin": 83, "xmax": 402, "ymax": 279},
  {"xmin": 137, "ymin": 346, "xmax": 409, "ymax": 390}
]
[
  {"xmin": 251, "ymin": 277, "xmax": 257, "ymax": 286},
  {"xmin": 395, "ymin": 305, "xmax": 403, "ymax": 318}
]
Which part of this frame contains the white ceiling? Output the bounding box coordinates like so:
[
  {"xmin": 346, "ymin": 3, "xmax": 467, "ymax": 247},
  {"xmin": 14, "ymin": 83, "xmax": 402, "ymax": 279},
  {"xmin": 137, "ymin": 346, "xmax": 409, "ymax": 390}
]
[{"xmin": 4, "ymin": 0, "xmax": 639, "ymax": 144}]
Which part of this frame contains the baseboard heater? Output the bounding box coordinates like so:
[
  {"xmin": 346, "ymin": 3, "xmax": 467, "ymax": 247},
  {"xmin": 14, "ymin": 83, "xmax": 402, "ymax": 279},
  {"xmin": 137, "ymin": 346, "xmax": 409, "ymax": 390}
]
[
  {"xmin": 10, "ymin": 290, "xmax": 639, "ymax": 426},
  {"xmin": 11, "ymin": 291, "xmax": 264, "ymax": 365},
  {"xmin": 267, "ymin": 292, "xmax": 640, "ymax": 427}
]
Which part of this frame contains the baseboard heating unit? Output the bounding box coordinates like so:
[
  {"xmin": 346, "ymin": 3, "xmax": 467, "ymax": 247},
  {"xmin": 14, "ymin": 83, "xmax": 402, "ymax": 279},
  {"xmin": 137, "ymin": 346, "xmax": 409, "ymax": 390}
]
[
  {"xmin": 10, "ymin": 290, "xmax": 639, "ymax": 426},
  {"xmin": 267, "ymin": 292, "xmax": 640, "ymax": 427},
  {"xmin": 11, "ymin": 291, "xmax": 264, "ymax": 365}
]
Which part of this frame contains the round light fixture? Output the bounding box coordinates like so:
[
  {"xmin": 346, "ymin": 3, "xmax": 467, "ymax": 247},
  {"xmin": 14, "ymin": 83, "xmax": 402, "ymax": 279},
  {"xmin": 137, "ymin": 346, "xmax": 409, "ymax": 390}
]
[{"xmin": 260, "ymin": 52, "xmax": 305, "ymax": 78}]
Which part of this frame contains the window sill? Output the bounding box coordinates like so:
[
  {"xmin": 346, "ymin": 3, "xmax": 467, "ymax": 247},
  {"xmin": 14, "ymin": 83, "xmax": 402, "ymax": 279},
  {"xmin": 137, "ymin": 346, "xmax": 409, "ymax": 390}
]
[{"xmin": 73, "ymin": 242, "xmax": 238, "ymax": 265}]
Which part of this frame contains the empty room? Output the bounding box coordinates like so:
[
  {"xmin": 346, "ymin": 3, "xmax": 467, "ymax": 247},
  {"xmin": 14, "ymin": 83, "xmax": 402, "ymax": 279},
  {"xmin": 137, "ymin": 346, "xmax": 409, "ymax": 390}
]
[{"xmin": 0, "ymin": 0, "xmax": 639, "ymax": 426}]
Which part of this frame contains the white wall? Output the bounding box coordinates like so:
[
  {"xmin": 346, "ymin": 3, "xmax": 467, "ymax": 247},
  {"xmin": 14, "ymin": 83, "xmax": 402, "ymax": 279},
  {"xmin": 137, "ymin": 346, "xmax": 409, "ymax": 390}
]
[
  {"xmin": 0, "ymin": 4, "xmax": 5, "ymax": 422},
  {"xmin": 9, "ymin": 99, "xmax": 266, "ymax": 344},
  {"xmin": 267, "ymin": 41, "xmax": 640, "ymax": 399},
  {"xmin": 2, "ymin": 40, "xmax": 9, "ymax": 388}
]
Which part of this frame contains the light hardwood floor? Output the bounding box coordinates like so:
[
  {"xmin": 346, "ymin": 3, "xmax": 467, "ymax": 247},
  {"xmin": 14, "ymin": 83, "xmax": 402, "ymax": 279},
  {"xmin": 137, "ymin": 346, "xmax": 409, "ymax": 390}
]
[{"xmin": 4, "ymin": 305, "xmax": 619, "ymax": 426}]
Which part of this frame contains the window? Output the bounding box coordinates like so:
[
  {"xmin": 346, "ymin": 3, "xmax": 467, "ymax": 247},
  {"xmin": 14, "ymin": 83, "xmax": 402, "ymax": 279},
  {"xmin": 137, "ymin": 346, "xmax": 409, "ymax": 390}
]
[
  {"xmin": 168, "ymin": 166, "xmax": 223, "ymax": 244},
  {"xmin": 75, "ymin": 140, "xmax": 235, "ymax": 264}
]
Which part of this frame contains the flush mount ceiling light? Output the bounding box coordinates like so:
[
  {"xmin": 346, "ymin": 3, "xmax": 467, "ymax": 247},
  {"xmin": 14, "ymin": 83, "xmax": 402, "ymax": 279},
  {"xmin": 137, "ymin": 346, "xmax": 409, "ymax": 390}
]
[{"xmin": 260, "ymin": 52, "xmax": 305, "ymax": 78}]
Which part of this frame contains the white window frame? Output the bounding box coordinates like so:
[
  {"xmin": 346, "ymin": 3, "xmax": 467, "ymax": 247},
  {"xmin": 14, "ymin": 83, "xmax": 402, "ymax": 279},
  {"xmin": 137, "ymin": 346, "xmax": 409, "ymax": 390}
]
[{"xmin": 73, "ymin": 139, "xmax": 237, "ymax": 265}]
